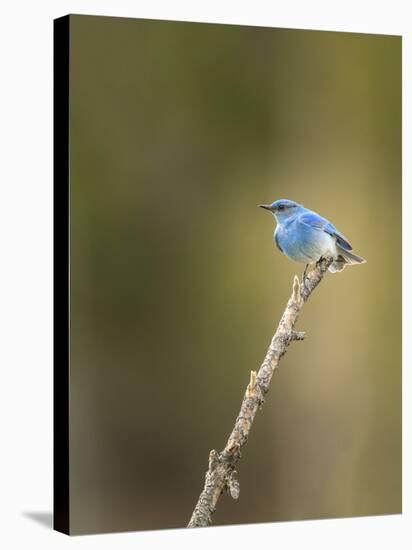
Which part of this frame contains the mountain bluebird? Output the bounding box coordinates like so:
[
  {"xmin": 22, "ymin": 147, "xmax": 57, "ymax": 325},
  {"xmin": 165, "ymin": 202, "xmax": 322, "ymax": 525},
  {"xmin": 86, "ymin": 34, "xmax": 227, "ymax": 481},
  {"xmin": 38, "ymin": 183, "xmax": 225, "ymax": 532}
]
[{"xmin": 259, "ymin": 199, "xmax": 366, "ymax": 274}]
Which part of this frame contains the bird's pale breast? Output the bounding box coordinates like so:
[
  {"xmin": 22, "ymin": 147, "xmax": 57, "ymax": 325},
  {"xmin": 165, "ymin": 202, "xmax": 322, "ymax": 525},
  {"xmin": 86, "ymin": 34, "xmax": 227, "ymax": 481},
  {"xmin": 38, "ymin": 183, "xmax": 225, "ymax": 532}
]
[{"xmin": 275, "ymin": 221, "xmax": 338, "ymax": 263}]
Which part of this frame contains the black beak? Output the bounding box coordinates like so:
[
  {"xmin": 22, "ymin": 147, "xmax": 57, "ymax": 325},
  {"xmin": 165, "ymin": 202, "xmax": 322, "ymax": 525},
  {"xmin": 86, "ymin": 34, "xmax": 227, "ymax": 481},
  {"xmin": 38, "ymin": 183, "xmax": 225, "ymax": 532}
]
[{"xmin": 258, "ymin": 204, "xmax": 273, "ymax": 211}]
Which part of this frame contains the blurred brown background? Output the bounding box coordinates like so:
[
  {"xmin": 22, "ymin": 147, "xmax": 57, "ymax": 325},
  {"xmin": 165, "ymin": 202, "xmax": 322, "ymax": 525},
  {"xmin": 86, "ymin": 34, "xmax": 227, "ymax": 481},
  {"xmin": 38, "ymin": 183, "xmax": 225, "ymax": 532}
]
[{"xmin": 68, "ymin": 15, "xmax": 401, "ymax": 534}]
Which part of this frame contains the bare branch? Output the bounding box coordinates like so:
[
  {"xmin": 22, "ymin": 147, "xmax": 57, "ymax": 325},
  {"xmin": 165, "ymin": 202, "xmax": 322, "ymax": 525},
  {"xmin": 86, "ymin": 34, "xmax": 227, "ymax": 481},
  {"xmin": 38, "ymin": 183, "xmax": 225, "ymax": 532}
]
[{"xmin": 187, "ymin": 258, "xmax": 333, "ymax": 528}]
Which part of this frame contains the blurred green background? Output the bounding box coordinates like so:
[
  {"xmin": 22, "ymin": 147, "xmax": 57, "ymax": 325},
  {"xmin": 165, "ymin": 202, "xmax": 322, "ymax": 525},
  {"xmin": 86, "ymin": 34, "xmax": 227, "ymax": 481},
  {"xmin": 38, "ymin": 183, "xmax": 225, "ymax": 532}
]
[{"xmin": 68, "ymin": 15, "xmax": 401, "ymax": 534}]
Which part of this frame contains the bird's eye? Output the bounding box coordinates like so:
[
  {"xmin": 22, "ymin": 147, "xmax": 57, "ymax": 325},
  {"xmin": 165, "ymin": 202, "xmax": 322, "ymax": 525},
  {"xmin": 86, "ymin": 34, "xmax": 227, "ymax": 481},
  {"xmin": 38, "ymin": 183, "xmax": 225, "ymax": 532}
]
[{"xmin": 278, "ymin": 205, "xmax": 285, "ymax": 211}]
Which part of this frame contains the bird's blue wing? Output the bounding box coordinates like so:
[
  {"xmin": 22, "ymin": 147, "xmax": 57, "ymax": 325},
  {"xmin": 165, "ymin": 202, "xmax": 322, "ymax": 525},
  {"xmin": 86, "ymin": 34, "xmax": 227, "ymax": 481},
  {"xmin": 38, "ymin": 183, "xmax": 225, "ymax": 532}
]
[{"xmin": 298, "ymin": 212, "xmax": 353, "ymax": 251}]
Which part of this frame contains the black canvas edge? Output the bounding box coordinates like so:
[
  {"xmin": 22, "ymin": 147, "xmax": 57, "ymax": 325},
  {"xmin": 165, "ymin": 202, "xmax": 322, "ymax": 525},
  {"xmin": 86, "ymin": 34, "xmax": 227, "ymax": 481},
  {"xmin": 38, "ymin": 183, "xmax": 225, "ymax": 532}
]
[{"xmin": 53, "ymin": 14, "xmax": 70, "ymax": 536}]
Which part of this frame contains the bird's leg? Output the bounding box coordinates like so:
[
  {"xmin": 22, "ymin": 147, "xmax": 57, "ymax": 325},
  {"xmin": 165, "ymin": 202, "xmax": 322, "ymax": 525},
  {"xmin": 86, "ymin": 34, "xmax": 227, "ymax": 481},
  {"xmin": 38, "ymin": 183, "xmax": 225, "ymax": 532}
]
[{"xmin": 303, "ymin": 264, "xmax": 309, "ymax": 281}]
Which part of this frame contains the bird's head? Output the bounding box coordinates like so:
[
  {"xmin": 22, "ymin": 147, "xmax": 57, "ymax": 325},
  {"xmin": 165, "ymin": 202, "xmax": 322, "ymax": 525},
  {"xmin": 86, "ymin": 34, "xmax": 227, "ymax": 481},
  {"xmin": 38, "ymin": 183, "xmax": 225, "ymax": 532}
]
[{"xmin": 259, "ymin": 199, "xmax": 302, "ymax": 222}]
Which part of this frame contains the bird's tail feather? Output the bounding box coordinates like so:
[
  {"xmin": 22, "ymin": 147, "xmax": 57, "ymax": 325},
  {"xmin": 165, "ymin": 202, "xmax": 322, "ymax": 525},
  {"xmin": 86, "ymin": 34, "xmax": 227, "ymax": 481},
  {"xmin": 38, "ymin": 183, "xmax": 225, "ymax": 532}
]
[{"xmin": 328, "ymin": 248, "xmax": 366, "ymax": 273}]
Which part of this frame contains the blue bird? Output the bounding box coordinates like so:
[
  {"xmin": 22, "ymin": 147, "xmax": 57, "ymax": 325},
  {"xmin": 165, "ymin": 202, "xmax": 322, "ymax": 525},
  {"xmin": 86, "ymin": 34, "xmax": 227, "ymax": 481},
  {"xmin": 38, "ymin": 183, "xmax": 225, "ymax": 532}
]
[{"xmin": 259, "ymin": 199, "xmax": 366, "ymax": 274}]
